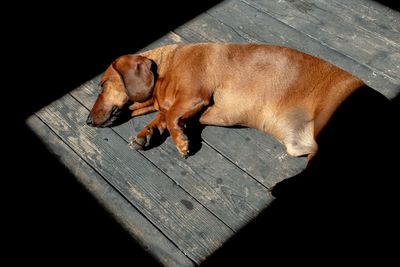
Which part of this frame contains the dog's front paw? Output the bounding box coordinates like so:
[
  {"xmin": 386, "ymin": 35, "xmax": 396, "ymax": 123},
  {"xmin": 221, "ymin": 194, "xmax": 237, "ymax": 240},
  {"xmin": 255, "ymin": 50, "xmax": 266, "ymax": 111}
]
[
  {"xmin": 129, "ymin": 135, "xmax": 151, "ymax": 150},
  {"xmin": 129, "ymin": 136, "xmax": 145, "ymax": 150},
  {"xmin": 177, "ymin": 139, "xmax": 190, "ymax": 158}
]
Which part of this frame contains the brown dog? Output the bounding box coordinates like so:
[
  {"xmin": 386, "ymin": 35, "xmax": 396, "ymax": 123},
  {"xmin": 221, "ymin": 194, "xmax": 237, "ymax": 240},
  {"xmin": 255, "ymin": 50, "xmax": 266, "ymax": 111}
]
[{"xmin": 87, "ymin": 43, "xmax": 364, "ymax": 158}]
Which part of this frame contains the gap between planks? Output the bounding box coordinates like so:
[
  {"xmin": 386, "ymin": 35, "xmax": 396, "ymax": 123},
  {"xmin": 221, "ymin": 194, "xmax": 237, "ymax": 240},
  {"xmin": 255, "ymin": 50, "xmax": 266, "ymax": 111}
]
[
  {"xmin": 70, "ymin": 80, "xmax": 275, "ymax": 229},
  {"xmin": 35, "ymin": 93, "xmax": 239, "ymax": 263},
  {"xmin": 70, "ymin": 91, "xmax": 239, "ymax": 234},
  {"xmin": 240, "ymin": 0, "xmax": 400, "ymax": 86},
  {"xmin": 179, "ymin": 0, "xmax": 398, "ymax": 98},
  {"xmin": 27, "ymin": 114, "xmax": 196, "ymax": 267}
]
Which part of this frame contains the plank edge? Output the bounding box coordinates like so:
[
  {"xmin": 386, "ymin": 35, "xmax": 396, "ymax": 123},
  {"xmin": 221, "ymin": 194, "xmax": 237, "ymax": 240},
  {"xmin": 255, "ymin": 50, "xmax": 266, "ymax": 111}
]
[{"xmin": 26, "ymin": 114, "xmax": 194, "ymax": 267}]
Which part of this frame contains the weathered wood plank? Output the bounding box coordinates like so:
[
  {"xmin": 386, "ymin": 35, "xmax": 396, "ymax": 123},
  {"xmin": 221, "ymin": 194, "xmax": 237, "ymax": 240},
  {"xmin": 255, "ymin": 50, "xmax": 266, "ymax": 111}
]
[
  {"xmin": 332, "ymin": 0, "xmax": 400, "ymax": 35},
  {"xmin": 137, "ymin": 32, "xmax": 187, "ymax": 52},
  {"xmin": 174, "ymin": 12, "xmax": 251, "ymax": 43},
  {"xmin": 314, "ymin": 0, "xmax": 400, "ymax": 43},
  {"xmin": 72, "ymin": 78, "xmax": 274, "ymax": 231},
  {"xmin": 202, "ymin": 127, "xmax": 308, "ymax": 188},
  {"xmin": 180, "ymin": 0, "xmax": 399, "ymax": 98},
  {"xmin": 26, "ymin": 115, "xmax": 194, "ymax": 267},
  {"xmin": 242, "ymin": 0, "xmax": 400, "ymax": 91},
  {"xmin": 35, "ymin": 94, "xmax": 234, "ymax": 264},
  {"xmin": 26, "ymin": 1, "xmax": 400, "ymax": 264}
]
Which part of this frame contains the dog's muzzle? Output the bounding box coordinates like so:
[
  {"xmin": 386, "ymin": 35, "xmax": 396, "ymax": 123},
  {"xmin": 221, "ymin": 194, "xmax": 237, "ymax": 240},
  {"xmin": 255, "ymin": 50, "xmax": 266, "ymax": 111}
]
[
  {"xmin": 86, "ymin": 102, "xmax": 132, "ymax": 128},
  {"xmin": 86, "ymin": 113, "xmax": 94, "ymax": 126},
  {"xmin": 100, "ymin": 105, "xmax": 124, "ymax": 127}
]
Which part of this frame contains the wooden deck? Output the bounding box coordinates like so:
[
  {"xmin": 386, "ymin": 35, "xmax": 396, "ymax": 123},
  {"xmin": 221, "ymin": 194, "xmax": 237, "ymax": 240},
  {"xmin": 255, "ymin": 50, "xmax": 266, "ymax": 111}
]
[{"xmin": 26, "ymin": 0, "xmax": 399, "ymax": 266}]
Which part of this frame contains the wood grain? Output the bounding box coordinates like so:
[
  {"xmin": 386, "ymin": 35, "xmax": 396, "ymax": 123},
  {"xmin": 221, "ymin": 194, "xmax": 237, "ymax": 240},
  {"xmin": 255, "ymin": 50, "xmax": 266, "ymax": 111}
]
[
  {"xmin": 35, "ymin": 93, "xmax": 234, "ymax": 264},
  {"xmin": 316, "ymin": 0, "xmax": 400, "ymax": 43},
  {"xmin": 331, "ymin": 0, "xmax": 400, "ymax": 35},
  {"xmin": 27, "ymin": 0, "xmax": 400, "ymax": 264},
  {"xmin": 72, "ymin": 78, "xmax": 274, "ymax": 231},
  {"xmin": 242, "ymin": 0, "xmax": 400, "ymax": 96},
  {"xmin": 201, "ymin": 126, "xmax": 308, "ymax": 188},
  {"xmin": 174, "ymin": 0, "xmax": 399, "ymax": 98},
  {"xmin": 26, "ymin": 115, "xmax": 194, "ymax": 267}
]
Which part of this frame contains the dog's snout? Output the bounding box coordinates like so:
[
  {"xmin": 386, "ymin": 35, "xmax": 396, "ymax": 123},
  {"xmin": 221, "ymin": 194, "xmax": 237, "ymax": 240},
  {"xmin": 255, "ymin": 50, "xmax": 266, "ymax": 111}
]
[{"xmin": 86, "ymin": 114, "xmax": 94, "ymax": 126}]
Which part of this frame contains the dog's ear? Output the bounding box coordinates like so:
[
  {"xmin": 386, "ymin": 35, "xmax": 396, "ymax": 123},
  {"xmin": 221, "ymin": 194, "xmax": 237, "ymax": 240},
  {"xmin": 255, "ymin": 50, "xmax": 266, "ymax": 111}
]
[
  {"xmin": 114, "ymin": 55, "xmax": 155, "ymax": 102},
  {"xmin": 100, "ymin": 63, "xmax": 120, "ymax": 87}
]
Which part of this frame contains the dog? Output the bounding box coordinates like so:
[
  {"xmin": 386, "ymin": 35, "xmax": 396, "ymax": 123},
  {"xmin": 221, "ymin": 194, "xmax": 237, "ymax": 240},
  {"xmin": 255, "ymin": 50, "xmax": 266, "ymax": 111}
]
[{"xmin": 86, "ymin": 43, "xmax": 364, "ymax": 159}]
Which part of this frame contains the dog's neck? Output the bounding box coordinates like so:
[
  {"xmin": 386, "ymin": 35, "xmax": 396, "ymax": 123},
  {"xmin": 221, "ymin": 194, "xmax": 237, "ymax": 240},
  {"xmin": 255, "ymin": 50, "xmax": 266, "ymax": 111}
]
[{"xmin": 140, "ymin": 44, "xmax": 179, "ymax": 78}]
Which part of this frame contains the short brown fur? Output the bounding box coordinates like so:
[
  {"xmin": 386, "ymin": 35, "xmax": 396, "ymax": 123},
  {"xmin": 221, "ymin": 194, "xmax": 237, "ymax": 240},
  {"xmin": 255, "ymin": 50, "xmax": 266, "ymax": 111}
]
[{"xmin": 87, "ymin": 43, "xmax": 364, "ymax": 158}]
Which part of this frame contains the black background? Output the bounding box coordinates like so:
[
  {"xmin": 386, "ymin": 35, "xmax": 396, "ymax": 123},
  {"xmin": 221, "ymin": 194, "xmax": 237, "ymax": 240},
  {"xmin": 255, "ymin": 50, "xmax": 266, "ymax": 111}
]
[
  {"xmin": 9, "ymin": 1, "xmax": 220, "ymax": 265},
  {"xmin": 7, "ymin": 1, "xmax": 399, "ymax": 265}
]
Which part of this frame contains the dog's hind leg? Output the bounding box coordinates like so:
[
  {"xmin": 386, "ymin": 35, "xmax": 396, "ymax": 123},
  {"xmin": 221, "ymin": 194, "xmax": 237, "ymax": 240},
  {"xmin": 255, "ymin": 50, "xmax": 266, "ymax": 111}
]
[
  {"xmin": 199, "ymin": 106, "xmax": 237, "ymax": 126},
  {"xmin": 283, "ymin": 123, "xmax": 318, "ymax": 157},
  {"xmin": 279, "ymin": 109, "xmax": 318, "ymax": 157}
]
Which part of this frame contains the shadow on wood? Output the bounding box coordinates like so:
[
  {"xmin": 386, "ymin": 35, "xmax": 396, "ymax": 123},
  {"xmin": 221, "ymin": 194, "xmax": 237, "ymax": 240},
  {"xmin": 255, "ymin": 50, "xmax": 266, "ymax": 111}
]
[
  {"xmin": 13, "ymin": 124, "xmax": 162, "ymax": 265},
  {"xmin": 12, "ymin": 1, "xmax": 399, "ymax": 264},
  {"xmin": 374, "ymin": 0, "xmax": 400, "ymax": 12},
  {"xmin": 13, "ymin": 1, "xmax": 221, "ymax": 265},
  {"xmin": 202, "ymin": 86, "xmax": 399, "ymax": 265},
  {"xmin": 17, "ymin": 1, "xmax": 222, "ymax": 121}
]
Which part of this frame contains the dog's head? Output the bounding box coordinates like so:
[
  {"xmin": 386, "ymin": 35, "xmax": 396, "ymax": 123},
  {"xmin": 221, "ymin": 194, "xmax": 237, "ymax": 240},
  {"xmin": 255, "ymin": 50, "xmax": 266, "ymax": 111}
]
[{"xmin": 86, "ymin": 55, "xmax": 155, "ymax": 127}]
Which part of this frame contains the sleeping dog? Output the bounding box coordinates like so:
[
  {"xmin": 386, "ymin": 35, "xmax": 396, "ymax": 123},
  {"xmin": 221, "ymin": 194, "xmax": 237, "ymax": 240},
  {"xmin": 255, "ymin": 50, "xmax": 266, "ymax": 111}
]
[{"xmin": 86, "ymin": 43, "xmax": 364, "ymax": 159}]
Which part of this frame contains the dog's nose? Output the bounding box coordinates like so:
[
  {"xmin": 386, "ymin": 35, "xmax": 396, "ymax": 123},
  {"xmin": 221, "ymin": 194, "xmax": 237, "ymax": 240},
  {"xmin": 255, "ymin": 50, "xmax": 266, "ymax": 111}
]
[{"xmin": 86, "ymin": 114, "xmax": 94, "ymax": 126}]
